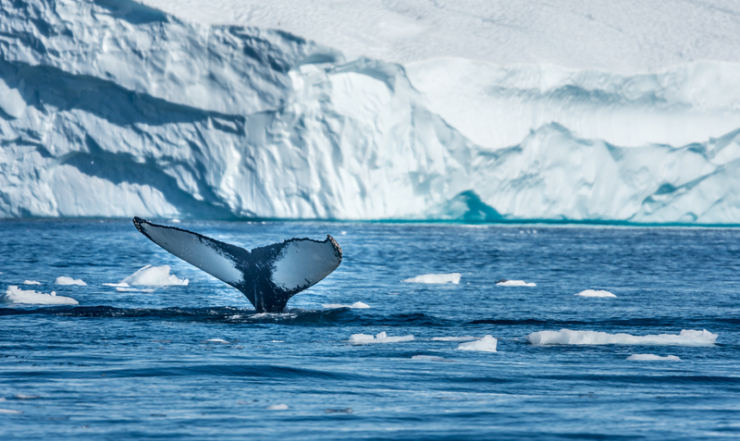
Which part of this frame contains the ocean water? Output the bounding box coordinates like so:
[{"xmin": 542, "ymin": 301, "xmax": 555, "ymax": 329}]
[{"xmin": 1, "ymin": 220, "xmax": 739, "ymax": 440}]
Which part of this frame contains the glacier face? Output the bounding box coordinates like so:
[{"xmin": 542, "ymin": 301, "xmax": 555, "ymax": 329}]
[{"xmin": 1, "ymin": 0, "xmax": 740, "ymax": 223}]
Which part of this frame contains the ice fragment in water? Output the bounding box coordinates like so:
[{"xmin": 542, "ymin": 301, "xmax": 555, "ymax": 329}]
[
  {"xmin": 457, "ymin": 335, "xmax": 498, "ymax": 352},
  {"xmin": 266, "ymin": 404, "xmax": 288, "ymax": 410},
  {"xmin": 402, "ymin": 273, "xmax": 461, "ymax": 284},
  {"xmin": 627, "ymin": 354, "xmax": 681, "ymax": 361},
  {"xmin": 322, "ymin": 302, "xmax": 370, "ymax": 309},
  {"xmin": 495, "ymin": 279, "xmax": 536, "ymax": 287},
  {"xmin": 527, "ymin": 329, "xmax": 717, "ymax": 346},
  {"xmin": 348, "ymin": 331, "xmax": 415, "ymax": 344},
  {"xmin": 1, "ymin": 286, "xmax": 78, "ymax": 305},
  {"xmin": 121, "ymin": 265, "xmax": 188, "ymax": 286},
  {"xmin": 55, "ymin": 276, "xmax": 87, "ymax": 286},
  {"xmin": 412, "ymin": 355, "xmax": 445, "ymax": 361},
  {"xmin": 22, "ymin": 280, "xmax": 41, "ymax": 285},
  {"xmin": 576, "ymin": 289, "xmax": 616, "ymax": 297},
  {"xmin": 0, "ymin": 409, "xmax": 22, "ymax": 414}
]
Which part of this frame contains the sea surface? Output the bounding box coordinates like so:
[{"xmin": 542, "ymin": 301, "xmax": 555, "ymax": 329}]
[{"xmin": 1, "ymin": 220, "xmax": 739, "ymax": 440}]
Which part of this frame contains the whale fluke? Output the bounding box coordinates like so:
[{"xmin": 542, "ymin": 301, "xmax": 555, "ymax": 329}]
[{"xmin": 132, "ymin": 217, "xmax": 342, "ymax": 312}]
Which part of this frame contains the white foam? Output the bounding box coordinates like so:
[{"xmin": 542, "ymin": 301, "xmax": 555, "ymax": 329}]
[
  {"xmin": 627, "ymin": 354, "xmax": 681, "ymax": 361},
  {"xmin": 103, "ymin": 283, "xmax": 129, "ymax": 288},
  {"xmin": 55, "ymin": 276, "xmax": 87, "ymax": 286},
  {"xmin": 576, "ymin": 289, "xmax": 616, "ymax": 298},
  {"xmin": 496, "ymin": 280, "xmax": 536, "ymax": 287},
  {"xmin": 22, "ymin": 280, "xmax": 40, "ymax": 285},
  {"xmin": 457, "ymin": 335, "xmax": 498, "ymax": 352},
  {"xmin": 266, "ymin": 404, "xmax": 288, "ymax": 410},
  {"xmin": 432, "ymin": 336, "xmax": 477, "ymax": 342},
  {"xmin": 322, "ymin": 302, "xmax": 370, "ymax": 309},
  {"xmin": 412, "ymin": 355, "xmax": 445, "ymax": 361},
  {"xmin": 14, "ymin": 394, "xmax": 39, "ymax": 400},
  {"xmin": 401, "ymin": 273, "xmax": 461, "ymax": 284},
  {"xmin": 0, "ymin": 286, "xmax": 78, "ymax": 305},
  {"xmin": 527, "ymin": 329, "xmax": 717, "ymax": 346},
  {"xmin": 0, "ymin": 409, "xmax": 22, "ymax": 414},
  {"xmin": 121, "ymin": 265, "xmax": 188, "ymax": 286},
  {"xmin": 348, "ymin": 331, "xmax": 415, "ymax": 344}
]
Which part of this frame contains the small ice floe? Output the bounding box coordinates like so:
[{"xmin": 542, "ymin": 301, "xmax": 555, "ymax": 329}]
[
  {"xmin": 103, "ymin": 283, "xmax": 129, "ymax": 288},
  {"xmin": 1, "ymin": 286, "xmax": 78, "ymax": 305},
  {"xmin": 432, "ymin": 336, "xmax": 477, "ymax": 342},
  {"xmin": 340, "ymin": 231, "xmax": 347, "ymax": 235},
  {"xmin": 55, "ymin": 276, "xmax": 87, "ymax": 286},
  {"xmin": 322, "ymin": 302, "xmax": 370, "ymax": 309},
  {"xmin": 0, "ymin": 409, "xmax": 22, "ymax": 414},
  {"xmin": 495, "ymin": 279, "xmax": 536, "ymax": 287},
  {"xmin": 14, "ymin": 394, "xmax": 39, "ymax": 400},
  {"xmin": 348, "ymin": 331, "xmax": 414, "ymax": 344},
  {"xmin": 576, "ymin": 289, "xmax": 616, "ymax": 298},
  {"xmin": 202, "ymin": 338, "xmax": 230, "ymax": 344},
  {"xmin": 627, "ymin": 354, "xmax": 681, "ymax": 361},
  {"xmin": 457, "ymin": 335, "xmax": 498, "ymax": 352},
  {"xmin": 402, "ymin": 273, "xmax": 461, "ymax": 284},
  {"xmin": 412, "ymin": 355, "xmax": 445, "ymax": 361},
  {"xmin": 266, "ymin": 404, "xmax": 289, "ymax": 410},
  {"xmin": 121, "ymin": 265, "xmax": 188, "ymax": 286},
  {"xmin": 23, "ymin": 280, "xmax": 41, "ymax": 285},
  {"xmin": 527, "ymin": 329, "xmax": 717, "ymax": 346}
]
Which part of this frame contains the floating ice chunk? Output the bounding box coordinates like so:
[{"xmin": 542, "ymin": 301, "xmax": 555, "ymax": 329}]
[
  {"xmin": 14, "ymin": 394, "xmax": 39, "ymax": 400},
  {"xmin": 527, "ymin": 329, "xmax": 717, "ymax": 346},
  {"xmin": 348, "ymin": 331, "xmax": 415, "ymax": 344},
  {"xmin": 23, "ymin": 280, "xmax": 41, "ymax": 285},
  {"xmin": 202, "ymin": 338, "xmax": 230, "ymax": 344},
  {"xmin": 496, "ymin": 279, "xmax": 536, "ymax": 287},
  {"xmin": 402, "ymin": 273, "xmax": 461, "ymax": 284},
  {"xmin": 412, "ymin": 355, "xmax": 445, "ymax": 361},
  {"xmin": 457, "ymin": 335, "xmax": 498, "ymax": 352},
  {"xmin": 0, "ymin": 409, "xmax": 22, "ymax": 414},
  {"xmin": 103, "ymin": 282, "xmax": 129, "ymax": 287},
  {"xmin": 266, "ymin": 404, "xmax": 288, "ymax": 410},
  {"xmin": 322, "ymin": 302, "xmax": 370, "ymax": 309},
  {"xmin": 432, "ymin": 336, "xmax": 477, "ymax": 342},
  {"xmin": 627, "ymin": 354, "xmax": 681, "ymax": 361},
  {"xmin": 1, "ymin": 286, "xmax": 78, "ymax": 305},
  {"xmin": 121, "ymin": 265, "xmax": 188, "ymax": 286},
  {"xmin": 116, "ymin": 287, "xmax": 155, "ymax": 293},
  {"xmin": 55, "ymin": 276, "xmax": 87, "ymax": 286},
  {"xmin": 576, "ymin": 289, "xmax": 616, "ymax": 298}
]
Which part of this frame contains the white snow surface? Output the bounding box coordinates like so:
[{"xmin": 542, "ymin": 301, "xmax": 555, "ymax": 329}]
[
  {"xmin": 1, "ymin": 0, "xmax": 740, "ymax": 223},
  {"xmin": 121, "ymin": 265, "xmax": 189, "ymax": 286},
  {"xmin": 496, "ymin": 280, "xmax": 536, "ymax": 287},
  {"xmin": 457, "ymin": 335, "xmax": 498, "ymax": 353},
  {"xmin": 322, "ymin": 302, "xmax": 370, "ymax": 309},
  {"xmin": 527, "ymin": 329, "xmax": 717, "ymax": 347},
  {"xmin": 627, "ymin": 354, "xmax": 681, "ymax": 361},
  {"xmin": 402, "ymin": 273, "xmax": 461, "ymax": 284},
  {"xmin": 348, "ymin": 331, "xmax": 415, "ymax": 344},
  {"xmin": 576, "ymin": 289, "xmax": 616, "ymax": 298},
  {"xmin": 0, "ymin": 286, "xmax": 78, "ymax": 305},
  {"xmin": 55, "ymin": 276, "xmax": 87, "ymax": 286}
]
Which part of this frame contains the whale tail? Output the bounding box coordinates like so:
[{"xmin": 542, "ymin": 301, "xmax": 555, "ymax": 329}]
[{"xmin": 132, "ymin": 217, "xmax": 342, "ymax": 312}]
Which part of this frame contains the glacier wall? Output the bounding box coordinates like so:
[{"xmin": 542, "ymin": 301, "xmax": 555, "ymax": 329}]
[{"xmin": 1, "ymin": 0, "xmax": 740, "ymax": 223}]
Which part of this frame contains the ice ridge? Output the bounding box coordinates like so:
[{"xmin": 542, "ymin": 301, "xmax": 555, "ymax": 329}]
[{"xmin": 1, "ymin": 0, "xmax": 740, "ymax": 223}]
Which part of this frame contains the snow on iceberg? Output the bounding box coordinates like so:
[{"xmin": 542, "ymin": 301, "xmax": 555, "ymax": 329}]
[
  {"xmin": 55, "ymin": 276, "xmax": 87, "ymax": 286},
  {"xmin": 322, "ymin": 302, "xmax": 370, "ymax": 309},
  {"xmin": 1, "ymin": 0, "xmax": 740, "ymax": 224},
  {"xmin": 121, "ymin": 265, "xmax": 188, "ymax": 286},
  {"xmin": 627, "ymin": 354, "xmax": 681, "ymax": 361},
  {"xmin": 527, "ymin": 329, "xmax": 717, "ymax": 347},
  {"xmin": 1, "ymin": 286, "xmax": 78, "ymax": 305},
  {"xmin": 575, "ymin": 289, "xmax": 616, "ymax": 298},
  {"xmin": 402, "ymin": 273, "xmax": 461, "ymax": 284},
  {"xmin": 457, "ymin": 335, "xmax": 498, "ymax": 352},
  {"xmin": 496, "ymin": 280, "xmax": 536, "ymax": 287},
  {"xmin": 348, "ymin": 331, "xmax": 414, "ymax": 344}
]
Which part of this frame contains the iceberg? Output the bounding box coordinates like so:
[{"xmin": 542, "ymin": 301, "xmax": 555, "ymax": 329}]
[
  {"xmin": 457, "ymin": 335, "xmax": 498, "ymax": 353},
  {"xmin": 527, "ymin": 329, "xmax": 717, "ymax": 347},
  {"xmin": 121, "ymin": 265, "xmax": 188, "ymax": 286},
  {"xmin": 1, "ymin": 285, "xmax": 78, "ymax": 305},
  {"xmin": 1, "ymin": 1, "xmax": 739, "ymax": 223}
]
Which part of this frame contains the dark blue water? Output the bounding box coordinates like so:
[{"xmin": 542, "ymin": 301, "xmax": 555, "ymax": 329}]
[{"xmin": 1, "ymin": 220, "xmax": 739, "ymax": 440}]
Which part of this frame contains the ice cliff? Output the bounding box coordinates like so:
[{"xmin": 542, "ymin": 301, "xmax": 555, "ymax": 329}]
[{"xmin": 1, "ymin": 0, "xmax": 740, "ymax": 223}]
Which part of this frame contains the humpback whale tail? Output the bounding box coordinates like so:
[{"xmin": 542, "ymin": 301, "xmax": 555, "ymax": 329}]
[{"xmin": 132, "ymin": 217, "xmax": 342, "ymax": 313}]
